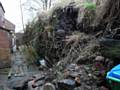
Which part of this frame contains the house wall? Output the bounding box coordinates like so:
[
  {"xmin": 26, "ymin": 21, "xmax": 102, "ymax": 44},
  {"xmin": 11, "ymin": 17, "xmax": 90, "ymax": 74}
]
[
  {"xmin": 0, "ymin": 2, "xmax": 15, "ymax": 68},
  {"xmin": 0, "ymin": 29, "xmax": 11, "ymax": 68}
]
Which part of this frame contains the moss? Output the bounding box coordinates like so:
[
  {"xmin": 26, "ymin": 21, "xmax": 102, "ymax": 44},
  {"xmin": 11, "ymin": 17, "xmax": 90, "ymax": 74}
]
[{"xmin": 83, "ymin": 2, "xmax": 96, "ymax": 10}]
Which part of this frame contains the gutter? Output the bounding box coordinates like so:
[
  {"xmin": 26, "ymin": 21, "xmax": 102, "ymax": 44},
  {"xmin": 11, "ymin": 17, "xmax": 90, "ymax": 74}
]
[{"xmin": 0, "ymin": 26, "xmax": 14, "ymax": 33}]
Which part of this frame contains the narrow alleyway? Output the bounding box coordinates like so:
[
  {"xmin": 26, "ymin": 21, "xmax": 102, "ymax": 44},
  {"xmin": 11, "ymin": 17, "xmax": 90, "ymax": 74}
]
[
  {"xmin": 8, "ymin": 52, "xmax": 27, "ymax": 77},
  {"xmin": 0, "ymin": 51, "xmax": 41, "ymax": 90},
  {"xmin": 7, "ymin": 51, "xmax": 28, "ymax": 90},
  {"xmin": 0, "ymin": 75, "xmax": 8, "ymax": 90}
]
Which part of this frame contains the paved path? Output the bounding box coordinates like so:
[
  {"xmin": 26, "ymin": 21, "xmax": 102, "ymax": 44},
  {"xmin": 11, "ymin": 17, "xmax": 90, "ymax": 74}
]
[
  {"xmin": 8, "ymin": 52, "xmax": 28, "ymax": 77},
  {"xmin": 0, "ymin": 51, "xmax": 42, "ymax": 90},
  {"xmin": 7, "ymin": 52, "xmax": 42, "ymax": 90},
  {"xmin": 0, "ymin": 75, "xmax": 9, "ymax": 90}
]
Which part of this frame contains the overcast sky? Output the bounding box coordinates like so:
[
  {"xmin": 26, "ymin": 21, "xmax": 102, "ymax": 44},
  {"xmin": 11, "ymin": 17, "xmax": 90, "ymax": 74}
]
[
  {"xmin": 0, "ymin": 0, "xmax": 58, "ymax": 32},
  {"xmin": 0, "ymin": 0, "xmax": 28, "ymax": 32}
]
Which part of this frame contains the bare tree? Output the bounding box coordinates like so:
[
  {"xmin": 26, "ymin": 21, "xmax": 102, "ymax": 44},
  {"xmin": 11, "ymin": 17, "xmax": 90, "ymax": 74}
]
[
  {"xmin": 23, "ymin": 0, "xmax": 52, "ymax": 11},
  {"xmin": 49, "ymin": 0, "xmax": 52, "ymax": 8}
]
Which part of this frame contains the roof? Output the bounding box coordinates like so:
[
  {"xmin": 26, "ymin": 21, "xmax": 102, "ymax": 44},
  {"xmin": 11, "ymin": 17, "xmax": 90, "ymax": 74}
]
[
  {"xmin": 4, "ymin": 18, "xmax": 15, "ymax": 31},
  {"xmin": 0, "ymin": 2, "xmax": 15, "ymax": 32},
  {"xmin": 0, "ymin": 2, "xmax": 5, "ymax": 13},
  {"xmin": 0, "ymin": 18, "xmax": 15, "ymax": 32}
]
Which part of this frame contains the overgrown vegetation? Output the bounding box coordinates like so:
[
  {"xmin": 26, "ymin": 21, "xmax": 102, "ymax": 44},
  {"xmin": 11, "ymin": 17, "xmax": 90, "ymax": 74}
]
[
  {"xmin": 22, "ymin": 0, "xmax": 120, "ymax": 65},
  {"xmin": 102, "ymin": 44, "xmax": 120, "ymax": 59},
  {"xmin": 19, "ymin": 0, "xmax": 120, "ymax": 89}
]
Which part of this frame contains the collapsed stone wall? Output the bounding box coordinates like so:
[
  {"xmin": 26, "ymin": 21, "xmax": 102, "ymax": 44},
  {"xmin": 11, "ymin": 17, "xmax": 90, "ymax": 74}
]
[
  {"xmin": 19, "ymin": 1, "xmax": 120, "ymax": 90},
  {"xmin": 53, "ymin": 4, "xmax": 79, "ymax": 34}
]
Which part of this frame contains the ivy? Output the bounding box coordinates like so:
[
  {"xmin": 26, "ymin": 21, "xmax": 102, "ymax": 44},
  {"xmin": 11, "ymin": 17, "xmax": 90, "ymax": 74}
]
[{"xmin": 83, "ymin": 2, "xmax": 96, "ymax": 10}]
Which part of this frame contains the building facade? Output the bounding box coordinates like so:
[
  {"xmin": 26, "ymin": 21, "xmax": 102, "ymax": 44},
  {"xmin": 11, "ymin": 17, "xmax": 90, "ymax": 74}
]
[{"xmin": 0, "ymin": 2, "xmax": 15, "ymax": 68}]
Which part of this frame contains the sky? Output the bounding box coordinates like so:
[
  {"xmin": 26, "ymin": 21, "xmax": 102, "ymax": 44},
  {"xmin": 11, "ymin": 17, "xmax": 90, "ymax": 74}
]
[
  {"xmin": 0, "ymin": 0, "xmax": 28, "ymax": 32},
  {"xmin": 0, "ymin": 0, "xmax": 58, "ymax": 32}
]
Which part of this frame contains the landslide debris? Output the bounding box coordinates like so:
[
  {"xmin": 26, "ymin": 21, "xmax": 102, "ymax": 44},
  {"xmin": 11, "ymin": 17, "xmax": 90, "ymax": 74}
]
[{"xmin": 20, "ymin": 0, "xmax": 120, "ymax": 89}]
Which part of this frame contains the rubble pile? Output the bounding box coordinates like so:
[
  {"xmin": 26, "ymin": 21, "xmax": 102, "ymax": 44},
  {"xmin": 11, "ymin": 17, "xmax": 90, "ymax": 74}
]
[{"xmin": 20, "ymin": 0, "xmax": 120, "ymax": 90}]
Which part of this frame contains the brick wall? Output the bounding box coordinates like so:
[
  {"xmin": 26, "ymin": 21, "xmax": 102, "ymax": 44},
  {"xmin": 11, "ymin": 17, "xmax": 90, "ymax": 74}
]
[
  {"xmin": 0, "ymin": 29, "xmax": 11, "ymax": 68},
  {"xmin": 0, "ymin": 30, "xmax": 10, "ymax": 48},
  {"xmin": 0, "ymin": 48, "xmax": 11, "ymax": 68}
]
